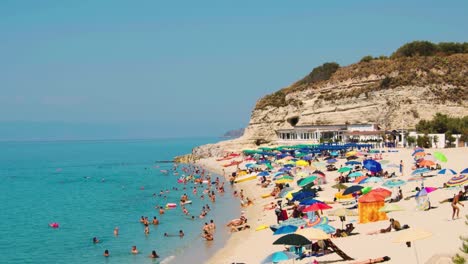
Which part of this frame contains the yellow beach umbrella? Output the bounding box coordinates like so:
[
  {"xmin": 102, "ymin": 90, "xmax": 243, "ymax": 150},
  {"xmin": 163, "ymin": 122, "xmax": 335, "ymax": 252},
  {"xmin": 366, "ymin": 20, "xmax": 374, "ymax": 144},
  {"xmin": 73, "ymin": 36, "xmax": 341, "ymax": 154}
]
[
  {"xmin": 346, "ymin": 151, "xmax": 357, "ymax": 157},
  {"xmin": 296, "ymin": 160, "xmax": 309, "ymax": 167},
  {"xmin": 296, "ymin": 227, "xmax": 329, "ymax": 240},
  {"xmin": 275, "ymin": 179, "xmax": 293, "ymax": 184}
]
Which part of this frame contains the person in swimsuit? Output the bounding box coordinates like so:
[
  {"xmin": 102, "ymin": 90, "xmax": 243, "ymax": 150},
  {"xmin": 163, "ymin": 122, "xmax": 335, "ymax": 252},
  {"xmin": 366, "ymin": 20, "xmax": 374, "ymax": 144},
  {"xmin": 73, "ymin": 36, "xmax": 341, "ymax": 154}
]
[
  {"xmin": 103, "ymin": 249, "xmax": 109, "ymax": 257},
  {"xmin": 452, "ymin": 191, "xmax": 465, "ymax": 220},
  {"xmin": 131, "ymin": 246, "xmax": 139, "ymax": 254}
]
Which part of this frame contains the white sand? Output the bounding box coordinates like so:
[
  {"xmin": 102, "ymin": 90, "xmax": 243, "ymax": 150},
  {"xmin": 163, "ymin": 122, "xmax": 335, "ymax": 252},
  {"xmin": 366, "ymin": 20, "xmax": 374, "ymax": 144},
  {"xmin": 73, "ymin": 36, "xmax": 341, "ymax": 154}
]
[{"xmin": 196, "ymin": 147, "xmax": 468, "ymax": 264}]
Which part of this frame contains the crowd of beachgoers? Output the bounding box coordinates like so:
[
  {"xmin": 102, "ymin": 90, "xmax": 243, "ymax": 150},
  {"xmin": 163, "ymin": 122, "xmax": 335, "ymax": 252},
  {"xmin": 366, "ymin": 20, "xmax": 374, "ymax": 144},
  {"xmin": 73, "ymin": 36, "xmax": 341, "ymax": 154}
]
[{"xmin": 199, "ymin": 144, "xmax": 467, "ymax": 264}]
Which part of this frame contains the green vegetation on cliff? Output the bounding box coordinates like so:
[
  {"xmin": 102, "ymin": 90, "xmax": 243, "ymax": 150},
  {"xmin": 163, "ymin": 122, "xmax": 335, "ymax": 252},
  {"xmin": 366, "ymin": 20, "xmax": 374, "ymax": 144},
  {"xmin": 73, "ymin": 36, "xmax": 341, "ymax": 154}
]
[{"xmin": 255, "ymin": 41, "xmax": 468, "ymax": 110}]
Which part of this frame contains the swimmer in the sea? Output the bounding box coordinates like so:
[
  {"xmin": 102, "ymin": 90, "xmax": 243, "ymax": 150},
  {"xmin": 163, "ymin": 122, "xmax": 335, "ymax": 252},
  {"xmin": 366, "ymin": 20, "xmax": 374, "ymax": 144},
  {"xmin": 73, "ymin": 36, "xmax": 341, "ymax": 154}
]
[
  {"xmin": 131, "ymin": 245, "xmax": 139, "ymax": 254},
  {"xmin": 179, "ymin": 230, "xmax": 184, "ymax": 237},
  {"xmin": 104, "ymin": 249, "xmax": 109, "ymax": 257},
  {"xmin": 152, "ymin": 216, "xmax": 159, "ymax": 225},
  {"xmin": 93, "ymin": 237, "xmax": 100, "ymax": 244},
  {"xmin": 114, "ymin": 227, "xmax": 119, "ymax": 236}
]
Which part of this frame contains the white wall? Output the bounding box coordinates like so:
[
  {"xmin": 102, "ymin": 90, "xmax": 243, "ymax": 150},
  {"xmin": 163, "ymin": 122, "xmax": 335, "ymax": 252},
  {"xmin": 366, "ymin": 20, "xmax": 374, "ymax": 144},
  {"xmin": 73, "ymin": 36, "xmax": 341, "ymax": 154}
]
[
  {"xmin": 347, "ymin": 124, "xmax": 376, "ymax": 132},
  {"xmin": 408, "ymin": 132, "xmax": 449, "ymax": 149}
]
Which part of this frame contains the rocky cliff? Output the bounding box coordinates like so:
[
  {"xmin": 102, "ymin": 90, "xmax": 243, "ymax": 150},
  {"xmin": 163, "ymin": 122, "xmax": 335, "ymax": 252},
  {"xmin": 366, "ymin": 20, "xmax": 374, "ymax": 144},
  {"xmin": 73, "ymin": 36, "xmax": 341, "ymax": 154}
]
[{"xmin": 191, "ymin": 53, "xmax": 468, "ymax": 158}]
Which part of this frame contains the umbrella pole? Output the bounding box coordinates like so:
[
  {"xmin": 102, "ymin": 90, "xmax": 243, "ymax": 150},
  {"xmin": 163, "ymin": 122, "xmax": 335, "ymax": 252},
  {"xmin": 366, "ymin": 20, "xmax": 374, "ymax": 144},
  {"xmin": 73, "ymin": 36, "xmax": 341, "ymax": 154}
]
[{"xmin": 413, "ymin": 241, "xmax": 419, "ymax": 264}]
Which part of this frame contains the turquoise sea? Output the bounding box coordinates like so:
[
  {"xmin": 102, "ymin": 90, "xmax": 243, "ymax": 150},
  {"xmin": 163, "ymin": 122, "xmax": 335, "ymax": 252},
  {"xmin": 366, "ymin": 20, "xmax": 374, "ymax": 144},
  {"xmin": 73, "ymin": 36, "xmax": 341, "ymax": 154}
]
[{"xmin": 0, "ymin": 138, "xmax": 239, "ymax": 264}]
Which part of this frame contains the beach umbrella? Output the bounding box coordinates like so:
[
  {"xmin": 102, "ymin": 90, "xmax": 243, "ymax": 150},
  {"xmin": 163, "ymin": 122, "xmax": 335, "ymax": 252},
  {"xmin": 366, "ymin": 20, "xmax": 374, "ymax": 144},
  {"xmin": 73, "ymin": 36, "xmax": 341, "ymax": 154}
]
[
  {"xmin": 362, "ymin": 177, "xmax": 383, "ymax": 184},
  {"xmin": 418, "ymin": 160, "xmax": 435, "ymax": 167},
  {"xmin": 383, "ymin": 179, "xmax": 406, "ymax": 188},
  {"xmin": 460, "ymin": 168, "xmax": 468, "ymax": 174},
  {"xmin": 296, "ymin": 160, "xmax": 309, "ymax": 167},
  {"xmin": 312, "ymin": 170, "xmax": 326, "ymax": 176},
  {"xmin": 345, "ymin": 160, "xmax": 361, "ymax": 165},
  {"xmin": 275, "ymin": 179, "xmax": 293, "ymax": 184},
  {"xmin": 291, "ymin": 190, "xmax": 316, "ymax": 202},
  {"xmin": 438, "ymin": 169, "xmax": 457, "ymax": 176},
  {"xmin": 302, "ymin": 155, "xmax": 314, "ymax": 161},
  {"xmin": 370, "ymin": 187, "xmax": 392, "ymax": 198},
  {"xmin": 279, "ymin": 167, "xmax": 291, "ymax": 172},
  {"xmin": 411, "ymin": 168, "xmax": 431, "ymax": 175},
  {"xmin": 302, "ymin": 203, "xmax": 332, "ymax": 212},
  {"xmin": 363, "ymin": 160, "xmax": 382, "ymax": 173},
  {"xmin": 330, "ymin": 151, "xmax": 339, "ymax": 157},
  {"xmin": 346, "ymin": 151, "xmax": 358, "ymax": 157},
  {"xmin": 433, "ymin": 152, "xmax": 447, "ymax": 163},
  {"xmin": 331, "ymin": 183, "xmax": 348, "ymax": 190},
  {"xmin": 446, "ymin": 174, "xmax": 468, "ymax": 187},
  {"xmin": 274, "ymin": 171, "xmax": 286, "ymax": 177},
  {"xmin": 354, "ymin": 176, "xmax": 368, "ymax": 184},
  {"xmin": 273, "ymin": 234, "xmax": 311, "ymax": 246},
  {"xmin": 379, "ymin": 204, "xmax": 404, "ymax": 213},
  {"xmin": 342, "ymin": 185, "xmax": 364, "ymax": 195},
  {"xmin": 314, "ymin": 224, "xmax": 336, "ymax": 234},
  {"xmin": 349, "ymin": 171, "xmax": 364, "ymax": 178},
  {"xmin": 245, "ymin": 163, "xmax": 257, "ymax": 168},
  {"xmin": 274, "ymin": 225, "xmax": 299, "ymax": 235},
  {"xmin": 393, "ymin": 229, "xmax": 432, "ymax": 264},
  {"xmin": 278, "ymin": 187, "xmax": 294, "ymax": 198},
  {"xmin": 327, "ymin": 159, "xmax": 338, "ymax": 164},
  {"xmin": 369, "ymin": 149, "xmax": 380, "ymax": 153},
  {"xmin": 258, "ymin": 171, "xmax": 270, "ymax": 176},
  {"xmin": 337, "ymin": 167, "xmax": 352, "ymax": 173},
  {"xmin": 361, "ymin": 186, "xmax": 372, "ymax": 194},
  {"xmin": 414, "ymin": 152, "xmax": 426, "ymax": 158},
  {"xmin": 299, "ymin": 198, "xmax": 323, "ymax": 206},
  {"xmin": 301, "ymin": 182, "xmax": 315, "ymax": 190},
  {"xmin": 358, "ymin": 192, "xmax": 385, "ymax": 203},
  {"xmin": 412, "ymin": 148, "xmax": 425, "ymax": 156},
  {"xmin": 295, "ymin": 228, "xmax": 329, "ymax": 240},
  {"xmin": 261, "ymin": 251, "xmax": 297, "ymax": 264},
  {"xmin": 297, "ymin": 176, "xmax": 318, "ymax": 187}
]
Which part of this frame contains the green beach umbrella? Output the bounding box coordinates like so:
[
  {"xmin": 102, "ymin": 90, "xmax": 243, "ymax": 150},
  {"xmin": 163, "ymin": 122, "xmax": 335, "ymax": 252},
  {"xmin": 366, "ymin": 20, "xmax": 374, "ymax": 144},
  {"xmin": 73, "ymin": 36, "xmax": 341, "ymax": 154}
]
[
  {"xmin": 361, "ymin": 186, "xmax": 373, "ymax": 194},
  {"xmin": 433, "ymin": 152, "xmax": 447, "ymax": 162},
  {"xmin": 298, "ymin": 176, "xmax": 318, "ymax": 187},
  {"xmin": 337, "ymin": 167, "xmax": 352, "ymax": 173}
]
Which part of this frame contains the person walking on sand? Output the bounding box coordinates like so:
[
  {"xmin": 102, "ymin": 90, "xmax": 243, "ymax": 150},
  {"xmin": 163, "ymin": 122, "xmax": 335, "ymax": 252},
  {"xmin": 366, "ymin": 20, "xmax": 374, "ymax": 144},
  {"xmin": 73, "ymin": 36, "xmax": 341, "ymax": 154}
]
[
  {"xmin": 452, "ymin": 191, "xmax": 465, "ymax": 220},
  {"xmin": 399, "ymin": 160, "xmax": 404, "ymax": 176}
]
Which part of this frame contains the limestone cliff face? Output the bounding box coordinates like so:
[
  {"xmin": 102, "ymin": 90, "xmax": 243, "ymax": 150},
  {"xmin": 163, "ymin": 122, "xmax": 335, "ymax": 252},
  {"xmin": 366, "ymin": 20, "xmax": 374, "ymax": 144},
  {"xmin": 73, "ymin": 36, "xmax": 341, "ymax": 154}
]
[{"xmin": 193, "ymin": 54, "xmax": 468, "ymax": 157}]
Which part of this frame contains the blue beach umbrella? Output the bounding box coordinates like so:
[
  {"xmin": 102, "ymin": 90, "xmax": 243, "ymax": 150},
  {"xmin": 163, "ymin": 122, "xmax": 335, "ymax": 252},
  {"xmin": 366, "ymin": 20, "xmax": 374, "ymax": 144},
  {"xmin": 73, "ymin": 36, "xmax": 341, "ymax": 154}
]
[
  {"xmin": 299, "ymin": 198, "xmax": 323, "ymax": 206},
  {"xmin": 245, "ymin": 163, "xmax": 257, "ymax": 168},
  {"xmin": 412, "ymin": 168, "xmax": 431, "ymax": 175},
  {"xmin": 412, "ymin": 148, "xmax": 425, "ymax": 156},
  {"xmin": 363, "ymin": 160, "xmax": 382, "ymax": 173},
  {"xmin": 261, "ymin": 251, "xmax": 297, "ymax": 264},
  {"xmin": 274, "ymin": 225, "xmax": 298, "ymax": 235},
  {"xmin": 291, "ymin": 190, "xmax": 316, "ymax": 201},
  {"xmin": 438, "ymin": 169, "xmax": 457, "ymax": 175},
  {"xmin": 461, "ymin": 168, "xmax": 468, "ymax": 174},
  {"xmin": 279, "ymin": 167, "xmax": 291, "ymax": 172},
  {"xmin": 330, "ymin": 151, "xmax": 339, "ymax": 156},
  {"xmin": 302, "ymin": 155, "xmax": 314, "ymax": 161},
  {"xmin": 327, "ymin": 158, "xmax": 338, "ymax": 164},
  {"xmin": 258, "ymin": 171, "xmax": 270, "ymax": 176},
  {"xmin": 362, "ymin": 176, "xmax": 383, "ymax": 184},
  {"xmin": 383, "ymin": 179, "xmax": 406, "ymax": 188}
]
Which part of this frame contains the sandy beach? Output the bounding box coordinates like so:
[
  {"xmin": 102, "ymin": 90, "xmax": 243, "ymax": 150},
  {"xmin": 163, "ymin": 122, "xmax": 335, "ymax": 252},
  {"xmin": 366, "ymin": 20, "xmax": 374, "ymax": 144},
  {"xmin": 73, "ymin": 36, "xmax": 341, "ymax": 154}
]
[{"xmin": 196, "ymin": 147, "xmax": 468, "ymax": 264}]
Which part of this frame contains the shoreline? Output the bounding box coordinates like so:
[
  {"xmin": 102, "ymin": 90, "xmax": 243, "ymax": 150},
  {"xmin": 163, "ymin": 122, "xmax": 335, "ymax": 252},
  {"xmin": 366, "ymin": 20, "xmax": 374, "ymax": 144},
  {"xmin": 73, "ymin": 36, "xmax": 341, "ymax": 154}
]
[{"xmin": 192, "ymin": 146, "xmax": 468, "ymax": 264}]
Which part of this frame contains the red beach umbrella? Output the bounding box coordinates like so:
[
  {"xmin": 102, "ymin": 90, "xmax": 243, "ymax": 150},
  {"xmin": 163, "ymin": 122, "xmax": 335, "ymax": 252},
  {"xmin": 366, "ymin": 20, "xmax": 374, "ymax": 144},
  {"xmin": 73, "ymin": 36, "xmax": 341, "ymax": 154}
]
[
  {"xmin": 302, "ymin": 203, "xmax": 333, "ymax": 212},
  {"xmin": 369, "ymin": 188, "xmax": 392, "ymax": 198}
]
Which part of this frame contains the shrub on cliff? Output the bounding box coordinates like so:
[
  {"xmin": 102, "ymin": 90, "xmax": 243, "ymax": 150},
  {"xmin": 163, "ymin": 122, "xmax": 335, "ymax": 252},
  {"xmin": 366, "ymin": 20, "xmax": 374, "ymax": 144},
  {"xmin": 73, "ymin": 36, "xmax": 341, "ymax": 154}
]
[
  {"xmin": 392, "ymin": 41, "xmax": 468, "ymax": 58},
  {"xmin": 295, "ymin": 62, "xmax": 340, "ymax": 87},
  {"xmin": 360, "ymin": 55, "xmax": 374, "ymax": 62}
]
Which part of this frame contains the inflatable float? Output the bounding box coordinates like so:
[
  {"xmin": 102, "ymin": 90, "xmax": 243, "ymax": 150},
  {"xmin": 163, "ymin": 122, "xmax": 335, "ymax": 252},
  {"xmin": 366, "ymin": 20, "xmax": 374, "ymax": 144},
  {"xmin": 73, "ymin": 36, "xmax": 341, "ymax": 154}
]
[
  {"xmin": 234, "ymin": 174, "xmax": 257, "ymax": 183},
  {"xmin": 49, "ymin": 222, "xmax": 59, "ymax": 228},
  {"xmin": 165, "ymin": 203, "xmax": 177, "ymax": 209},
  {"xmin": 181, "ymin": 200, "xmax": 192, "ymax": 205},
  {"xmin": 261, "ymin": 193, "xmax": 272, "ymax": 198}
]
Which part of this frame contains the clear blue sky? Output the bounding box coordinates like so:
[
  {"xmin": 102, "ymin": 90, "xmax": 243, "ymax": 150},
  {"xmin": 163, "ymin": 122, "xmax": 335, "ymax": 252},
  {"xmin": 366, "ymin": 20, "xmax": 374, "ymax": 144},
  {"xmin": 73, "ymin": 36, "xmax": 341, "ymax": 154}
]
[{"xmin": 1, "ymin": 0, "xmax": 466, "ymax": 140}]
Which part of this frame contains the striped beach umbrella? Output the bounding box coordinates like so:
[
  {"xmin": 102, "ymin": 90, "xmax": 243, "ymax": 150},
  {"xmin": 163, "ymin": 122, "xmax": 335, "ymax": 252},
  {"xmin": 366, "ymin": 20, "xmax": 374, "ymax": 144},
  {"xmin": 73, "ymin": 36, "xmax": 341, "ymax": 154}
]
[
  {"xmin": 412, "ymin": 168, "xmax": 431, "ymax": 175},
  {"xmin": 446, "ymin": 175, "xmax": 468, "ymax": 187},
  {"xmin": 438, "ymin": 169, "xmax": 457, "ymax": 175}
]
